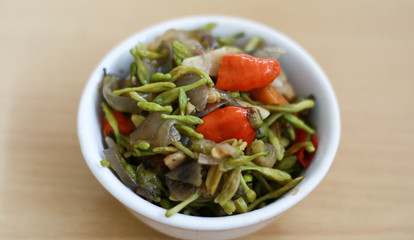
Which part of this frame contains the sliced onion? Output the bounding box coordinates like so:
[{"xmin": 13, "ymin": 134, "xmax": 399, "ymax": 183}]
[
  {"xmin": 142, "ymin": 58, "xmax": 160, "ymax": 77},
  {"xmin": 103, "ymin": 75, "xmax": 142, "ymax": 113},
  {"xmin": 198, "ymin": 153, "xmax": 220, "ymax": 165},
  {"xmin": 196, "ymin": 30, "xmax": 220, "ymax": 50},
  {"xmin": 214, "ymin": 88, "xmax": 241, "ymax": 107},
  {"xmin": 182, "ymin": 46, "xmax": 241, "ymax": 77},
  {"xmin": 190, "ymin": 138, "xmax": 217, "ymax": 155},
  {"xmin": 165, "ymin": 178, "xmax": 197, "ymax": 202},
  {"xmin": 103, "ymin": 148, "xmax": 138, "ymax": 190},
  {"xmin": 104, "ymin": 137, "xmax": 139, "ymax": 189},
  {"xmin": 158, "ymin": 120, "xmax": 180, "ymax": 146},
  {"xmin": 175, "ymin": 73, "xmax": 208, "ymax": 111},
  {"xmin": 104, "ymin": 136, "xmax": 118, "ymax": 150},
  {"xmin": 148, "ymin": 29, "xmax": 219, "ymax": 54},
  {"xmin": 165, "ymin": 161, "xmax": 203, "ymax": 187},
  {"xmin": 271, "ymin": 70, "xmax": 295, "ymax": 101},
  {"xmin": 129, "ymin": 112, "xmax": 180, "ymax": 147},
  {"xmin": 194, "ymin": 101, "xmax": 226, "ymax": 118},
  {"xmin": 156, "ymin": 42, "xmax": 174, "ymax": 73},
  {"xmin": 253, "ymin": 143, "xmax": 277, "ymax": 168},
  {"xmin": 135, "ymin": 164, "xmax": 162, "ymax": 202}
]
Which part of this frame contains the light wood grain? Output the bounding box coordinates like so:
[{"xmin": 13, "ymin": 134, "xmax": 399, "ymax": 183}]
[{"xmin": 1, "ymin": 0, "xmax": 413, "ymax": 239}]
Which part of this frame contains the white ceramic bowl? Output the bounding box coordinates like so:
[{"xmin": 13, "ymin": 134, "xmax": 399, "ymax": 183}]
[{"xmin": 78, "ymin": 15, "xmax": 340, "ymax": 240}]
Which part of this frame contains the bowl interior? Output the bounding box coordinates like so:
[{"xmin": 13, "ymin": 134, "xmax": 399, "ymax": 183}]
[{"xmin": 78, "ymin": 15, "xmax": 340, "ymax": 231}]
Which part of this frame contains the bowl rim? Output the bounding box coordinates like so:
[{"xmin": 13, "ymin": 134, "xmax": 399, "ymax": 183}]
[{"xmin": 78, "ymin": 14, "xmax": 340, "ymax": 231}]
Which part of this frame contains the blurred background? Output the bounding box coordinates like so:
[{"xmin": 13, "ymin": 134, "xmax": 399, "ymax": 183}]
[{"xmin": 1, "ymin": 0, "xmax": 413, "ymax": 239}]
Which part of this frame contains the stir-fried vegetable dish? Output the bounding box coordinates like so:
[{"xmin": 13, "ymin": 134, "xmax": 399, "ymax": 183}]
[{"xmin": 100, "ymin": 23, "xmax": 318, "ymax": 217}]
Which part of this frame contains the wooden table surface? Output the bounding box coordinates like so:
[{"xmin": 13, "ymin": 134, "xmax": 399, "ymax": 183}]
[{"xmin": 1, "ymin": 0, "xmax": 413, "ymax": 239}]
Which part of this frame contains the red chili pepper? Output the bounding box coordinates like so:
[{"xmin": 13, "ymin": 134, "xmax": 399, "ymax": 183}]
[
  {"xmin": 295, "ymin": 128, "xmax": 307, "ymax": 142},
  {"xmin": 195, "ymin": 106, "xmax": 256, "ymax": 145},
  {"xmin": 295, "ymin": 129, "xmax": 318, "ymax": 167},
  {"xmin": 103, "ymin": 110, "xmax": 134, "ymax": 136},
  {"xmin": 215, "ymin": 54, "xmax": 281, "ymax": 91}
]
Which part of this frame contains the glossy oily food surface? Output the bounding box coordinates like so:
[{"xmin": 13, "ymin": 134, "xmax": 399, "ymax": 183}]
[
  {"xmin": 2, "ymin": 1, "xmax": 414, "ymax": 240},
  {"xmin": 98, "ymin": 23, "xmax": 318, "ymax": 217}
]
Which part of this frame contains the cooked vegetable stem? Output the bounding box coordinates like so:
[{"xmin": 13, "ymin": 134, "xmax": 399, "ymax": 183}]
[
  {"xmin": 286, "ymin": 125, "xmax": 296, "ymax": 141},
  {"xmin": 234, "ymin": 197, "xmax": 248, "ymax": 213},
  {"xmin": 138, "ymin": 102, "xmax": 173, "ymax": 112},
  {"xmin": 134, "ymin": 141, "xmax": 150, "ymax": 150},
  {"xmin": 161, "ymin": 114, "xmax": 203, "ymax": 125},
  {"xmin": 128, "ymin": 92, "xmax": 147, "ymax": 103},
  {"xmin": 262, "ymin": 99, "xmax": 314, "ymax": 113},
  {"xmin": 215, "ymin": 167, "xmax": 242, "ymax": 206},
  {"xmin": 240, "ymin": 92, "xmax": 260, "ymax": 105},
  {"xmin": 130, "ymin": 48, "xmax": 150, "ymax": 85},
  {"xmin": 152, "ymin": 146, "xmax": 178, "ymax": 154},
  {"xmin": 165, "ymin": 191, "xmax": 201, "ymax": 217},
  {"xmin": 172, "ymin": 141, "xmax": 198, "ymax": 159},
  {"xmin": 217, "ymin": 32, "xmax": 244, "ymax": 46},
  {"xmin": 113, "ymin": 82, "xmax": 176, "ymax": 95},
  {"xmin": 153, "ymin": 78, "xmax": 207, "ymax": 105},
  {"xmin": 252, "ymin": 171, "xmax": 273, "ymax": 193},
  {"xmin": 175, "ymin": 124, "xmax": 204, "ymax": 139},
  {"xmin": 284, "ymin": 141, "xmax": 315, "ymax": 156},
  {"xmin": 178, "ymin": 88, "xmax": 187, "ymax": 116},
  {"xmin": 129, "ymin": 62, "xmax": 137, "ymax": 87},
  {"xmin": 197, "ymin": 22, "xmax": 217, "ymax": 31},
  {"xmin": 276, "ymin": 155, "xmax": 298, "ymax": 171},
  {"xmin": 100, "ymin": 159, "xmax": 110, "ymax": 167},
  {"xmin": 242, "ymin": 163, "xmax": 292, "ymax": 185},
  {"xmin": 173, "ymin": 41, "xmax": 192, "ymax": 66},
  {"xmin": 244, "ymin": 36, "xmax": 262, "ymax": 52},
  {"xmin": 248, "ymin": 176, "xmax": 304, "ymax": 210},
  {"xmin": 150, "ymin": 72, "xmax": 172, "ymax": 82},
  {"xmin": 205, "ymin": 165, "xmax": 223, "ymax": 194},
  {"xmin": 221, "ymin": 200, "xmax": 236, "ymax": 215},
  {"xmin": 170, "ymin": 66, "xmax": 214, "ymax": 87},
  {"xmin": 240, "ymin": 174, "xmax": 256, "ymax": 203},
  {"xmin": 135, "ymin": 43, "xmax": 167, "ymax": 59},
  {"xmin": 283, "ymin": 113, "xmax": 315, "ymax": 134},
  {"xmin": 222, "ymin": 151, "xmax": 269, "ymax": 170},
  {"xmin": 265, "ymin": 126, "xmax": 284, "ymax": 160},
  {"xmin": 264, "ymin": 112, "xmax": 284, "ymax": 127},
  {"xmin": 102, "ymin": 102, "xmax": 120, "ymax": 142},
  {"xmin": 131, "ymin": 114, "xmax": 145, "ymax": 127}
]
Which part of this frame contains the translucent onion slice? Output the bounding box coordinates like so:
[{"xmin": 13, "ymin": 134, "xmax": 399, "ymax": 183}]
[
  {"xmin": 253, "ymin": 143, "xmax": 277, "ymax": 168},
  {"xmin": 194, "ymin": 101, "xmax": 226, "ymax": 118},
  {"xmin": 135, "ymin": 164, "xmax": 162, "ymax": 202},
  {"xmin": 103, "ymin": 75, "xmax": 142, "ymax": 114},
  {"xmin": 165, "ymin": 161, "xmax": 203, "ymax": 187},
  {"xmin": 175, "ymin": 73, "xmax": 208, "ymax": 111},
  {"xmin": 198, "ymin": 153, "xmax": 220, "ymax": 165},
  {"xmin": 165, "ymin": 178, "xmax": 197, "ymax": 202},
  {"xmin": 129, "ymin": 112, "xmax": 180, "ymax": 147},
  {"xmin": 103, "ymin": 148, "xmax": 138, "ymax": 190},
  {"xmin": 214, "ymin": 88, "xmax": 241, "ymax": 107},
  {"xmin": 147, "ymin": 29, "xmax": 219, "ymax": 54}
]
